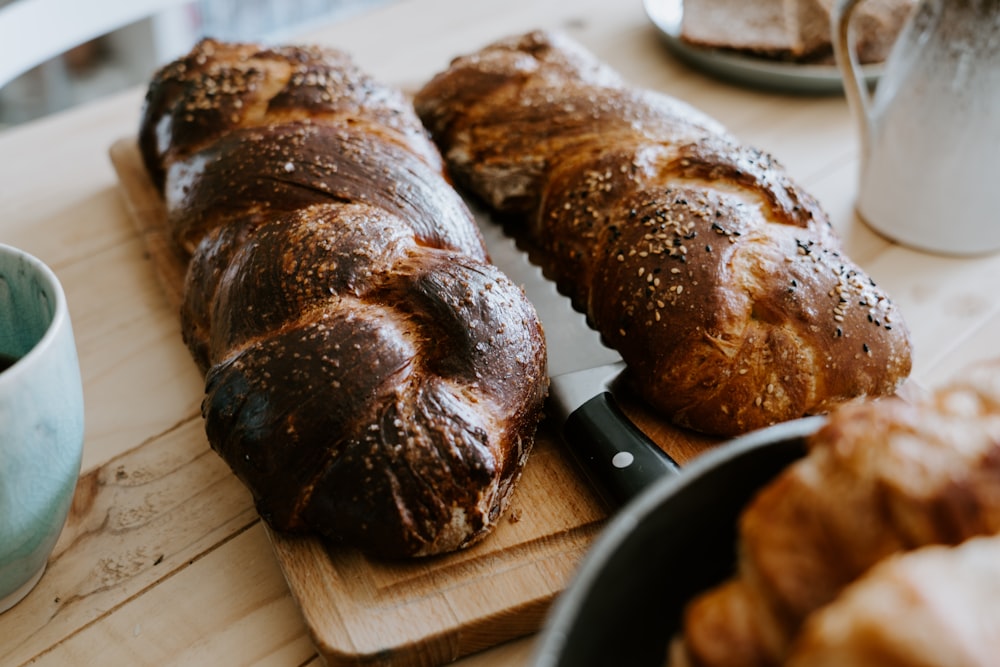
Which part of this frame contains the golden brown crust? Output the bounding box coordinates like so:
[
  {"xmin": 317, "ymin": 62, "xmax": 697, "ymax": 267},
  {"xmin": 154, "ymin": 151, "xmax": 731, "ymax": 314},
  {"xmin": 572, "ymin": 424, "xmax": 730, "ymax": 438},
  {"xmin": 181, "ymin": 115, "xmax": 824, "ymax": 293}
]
[
  {"xmin": 414, "ymin": 30, "xmax": 912, "ymax": 436},
  {"xmin": 674, "ymin": 361, "xmax": 1000, "ymax": 666},
  {"xmin": 139, "ymin": 39, "xmax": 548, "ymax": 558},
  {"xmin": 784, "ymin": 536, "xmax": 1000, "ymax": 667},
  {"xmin": 140, "ymin": 39, "xmax": 441, "ymax": 189}
]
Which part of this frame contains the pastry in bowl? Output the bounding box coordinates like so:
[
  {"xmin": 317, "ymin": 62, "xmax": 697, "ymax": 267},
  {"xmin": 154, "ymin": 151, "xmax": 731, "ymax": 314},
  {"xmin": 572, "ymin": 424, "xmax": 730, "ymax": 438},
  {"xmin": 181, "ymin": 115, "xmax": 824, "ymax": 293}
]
[
  {"xmin": 785, "ymin": 535, "xmax": 1000, "ymax": 667},
  {"xmin": 669, "ymin": 359, "xmax": 1000, "ymax": 666}
]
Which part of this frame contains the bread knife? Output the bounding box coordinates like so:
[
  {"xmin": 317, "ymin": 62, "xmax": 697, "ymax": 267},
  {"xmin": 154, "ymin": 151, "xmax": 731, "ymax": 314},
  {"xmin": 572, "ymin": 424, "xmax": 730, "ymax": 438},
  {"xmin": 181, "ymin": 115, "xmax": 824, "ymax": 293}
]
[
  {"xmin": 549, "ymin": 361, "xmax": 680, "ymax": 505},
  {"xmin": 474, "ymin": 212, "xmax": 680, "ymax": 506}
]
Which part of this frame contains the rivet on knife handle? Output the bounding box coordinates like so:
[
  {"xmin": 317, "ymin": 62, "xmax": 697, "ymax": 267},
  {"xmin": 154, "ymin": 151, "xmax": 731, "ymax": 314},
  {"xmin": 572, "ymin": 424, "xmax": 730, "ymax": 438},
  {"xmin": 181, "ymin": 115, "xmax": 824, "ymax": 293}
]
[{"xmin": 563, "ymin": 392, "xmax": 681, "ymax": 506}]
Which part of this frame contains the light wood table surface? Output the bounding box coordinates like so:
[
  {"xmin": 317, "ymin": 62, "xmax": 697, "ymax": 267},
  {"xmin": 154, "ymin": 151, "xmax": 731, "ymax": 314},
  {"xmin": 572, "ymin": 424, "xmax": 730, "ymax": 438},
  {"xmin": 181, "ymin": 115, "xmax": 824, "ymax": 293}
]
[{"xmin": 3, "ymin": 0, "xmax": 999, "ymax": 664}]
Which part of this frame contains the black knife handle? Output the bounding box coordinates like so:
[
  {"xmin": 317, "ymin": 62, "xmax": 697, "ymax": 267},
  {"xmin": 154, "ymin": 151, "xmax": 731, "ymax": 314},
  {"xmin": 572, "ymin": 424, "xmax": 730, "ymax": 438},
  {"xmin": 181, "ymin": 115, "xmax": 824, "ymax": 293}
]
[{"xmin": 563, "ymin": 392, "xmax": 681, "ymax": 506}]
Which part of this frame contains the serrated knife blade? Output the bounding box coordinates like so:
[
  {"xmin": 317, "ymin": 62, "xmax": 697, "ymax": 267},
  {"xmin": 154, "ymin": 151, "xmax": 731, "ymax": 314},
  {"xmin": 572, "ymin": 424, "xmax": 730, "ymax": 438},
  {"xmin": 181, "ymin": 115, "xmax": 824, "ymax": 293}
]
[{"xmin": 475, "ymin": 209, "xmax": 680, "ymax": 506}]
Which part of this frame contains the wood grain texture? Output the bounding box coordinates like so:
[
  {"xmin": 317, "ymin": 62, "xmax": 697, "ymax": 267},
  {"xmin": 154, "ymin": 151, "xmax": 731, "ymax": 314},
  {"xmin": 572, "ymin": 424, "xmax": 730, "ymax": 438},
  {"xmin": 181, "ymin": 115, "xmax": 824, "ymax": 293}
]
[
  {"xmin": 108, "ymin": 137, "xmax": 722, "ymax": 666},
  {"xmin": 3, "ymin": 2, "xmax": 999, "ymax": 665},
  {"xmin": 0, "ymin": 414, "xmax": 264, "ymax": 666}
]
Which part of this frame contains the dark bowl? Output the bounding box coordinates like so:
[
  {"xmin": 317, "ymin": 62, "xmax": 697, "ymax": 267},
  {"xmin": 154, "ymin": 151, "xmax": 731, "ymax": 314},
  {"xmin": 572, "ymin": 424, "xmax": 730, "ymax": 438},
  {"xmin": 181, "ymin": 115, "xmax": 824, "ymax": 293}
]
[{"xmin": 530, "ymin": 415, "xmax": 826, "ymax": 667}]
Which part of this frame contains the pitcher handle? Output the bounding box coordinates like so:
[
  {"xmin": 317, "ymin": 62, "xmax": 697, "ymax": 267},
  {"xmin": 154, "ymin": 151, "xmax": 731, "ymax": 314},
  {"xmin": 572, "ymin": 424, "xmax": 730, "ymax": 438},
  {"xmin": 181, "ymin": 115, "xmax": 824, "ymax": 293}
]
[{"xmin": 833, "ymin": 0, "xmax": 874, "ymax": 156}]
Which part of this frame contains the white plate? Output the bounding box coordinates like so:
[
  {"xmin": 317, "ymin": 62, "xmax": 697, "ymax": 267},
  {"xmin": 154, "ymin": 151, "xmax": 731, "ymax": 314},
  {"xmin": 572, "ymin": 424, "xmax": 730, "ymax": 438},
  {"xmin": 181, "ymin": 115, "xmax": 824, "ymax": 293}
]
[{"xmin": 643, "ymin": 0, "xmax": 883, "ymax": 94}]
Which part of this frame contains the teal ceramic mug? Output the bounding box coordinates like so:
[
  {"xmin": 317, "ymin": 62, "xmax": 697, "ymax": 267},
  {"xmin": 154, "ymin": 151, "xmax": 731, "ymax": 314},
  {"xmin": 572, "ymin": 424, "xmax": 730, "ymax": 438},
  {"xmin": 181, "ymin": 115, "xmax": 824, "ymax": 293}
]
[{"xmin": 0, "ymin": 243, "xmax": 84, "ymax": 613}]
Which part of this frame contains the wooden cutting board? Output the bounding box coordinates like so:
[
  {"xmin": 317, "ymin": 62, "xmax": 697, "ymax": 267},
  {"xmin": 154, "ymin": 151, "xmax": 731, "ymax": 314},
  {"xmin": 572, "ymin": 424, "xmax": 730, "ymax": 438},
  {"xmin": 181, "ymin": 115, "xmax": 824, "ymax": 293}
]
[{"xmin": 109, "ymin": 137, "xmax": 721, "ymax": 667}]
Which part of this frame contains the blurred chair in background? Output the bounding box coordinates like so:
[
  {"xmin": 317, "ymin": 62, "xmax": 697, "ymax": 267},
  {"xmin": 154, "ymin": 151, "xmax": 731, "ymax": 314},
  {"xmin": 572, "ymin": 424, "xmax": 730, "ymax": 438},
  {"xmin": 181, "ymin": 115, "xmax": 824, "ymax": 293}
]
[
  {"xmin": 0, "ymin": 0, "xmax": 194, "ymax": 91},
  {"xmin": 0, "ymin": 0, "xmax": 391, "ymax": 129}
]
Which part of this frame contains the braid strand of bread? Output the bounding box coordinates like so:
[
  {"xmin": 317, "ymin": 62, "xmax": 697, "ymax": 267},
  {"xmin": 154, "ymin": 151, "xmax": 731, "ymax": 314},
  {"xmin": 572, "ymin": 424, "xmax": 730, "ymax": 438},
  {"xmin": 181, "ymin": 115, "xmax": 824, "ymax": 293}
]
[
  {"xmin": 138, "ymin": 39, "xmax": 548, "ymax": 558},
  {"xmin": 414, "ymin": 31, "xmax": 912, "ymax": 437}
]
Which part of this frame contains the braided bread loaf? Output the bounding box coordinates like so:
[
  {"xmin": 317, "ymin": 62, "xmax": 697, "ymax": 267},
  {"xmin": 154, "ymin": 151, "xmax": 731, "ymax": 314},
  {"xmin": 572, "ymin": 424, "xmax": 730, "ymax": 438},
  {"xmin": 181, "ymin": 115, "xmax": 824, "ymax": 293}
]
[
  {"xmin": 138, "ymin": 39, "xmax": 548, "ymax": 558},
  {"xmin": 414, "ymin": 31, "xmax": 912, "ymax": 436}
]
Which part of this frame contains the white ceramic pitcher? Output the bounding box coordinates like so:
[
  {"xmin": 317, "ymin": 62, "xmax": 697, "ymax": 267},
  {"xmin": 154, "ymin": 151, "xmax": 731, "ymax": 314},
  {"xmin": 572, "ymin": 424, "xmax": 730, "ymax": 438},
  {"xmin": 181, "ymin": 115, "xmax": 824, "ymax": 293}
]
[{"xmin": 833, "ymin": 0, "xmax": 1000, "ymax": 255}]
